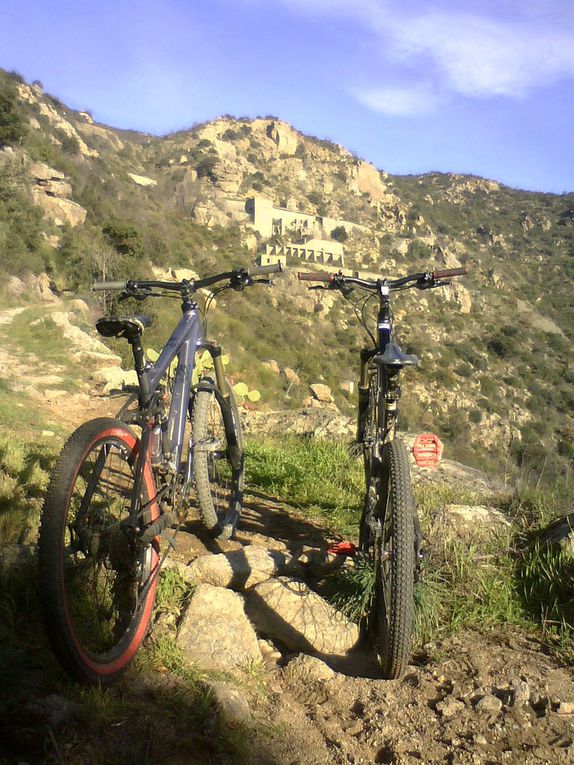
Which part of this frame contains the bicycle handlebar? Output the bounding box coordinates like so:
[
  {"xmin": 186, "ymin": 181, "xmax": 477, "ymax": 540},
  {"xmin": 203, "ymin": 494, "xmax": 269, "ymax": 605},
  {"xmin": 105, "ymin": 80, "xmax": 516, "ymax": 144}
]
[
  {"xmin": 93, "ymin": 281, "xmax": 128, "ymax": 291},
  {"xmin": 92, "ymin": 263, "xmax": 283, "ymax": 294},
  {"xmin": 249, "ymin": 263, "xmax": 283, "ymax": 276},
  {"xmin": 297, "ymin": 271, "xmax": 333, "ymax": 283},
  {"xmin": 297, "ymin": 266, "xmax": 467, "ymax": 292},
  {"xmin": 431, "ymin": 267, "xmax": 467, "ymax": 279}
]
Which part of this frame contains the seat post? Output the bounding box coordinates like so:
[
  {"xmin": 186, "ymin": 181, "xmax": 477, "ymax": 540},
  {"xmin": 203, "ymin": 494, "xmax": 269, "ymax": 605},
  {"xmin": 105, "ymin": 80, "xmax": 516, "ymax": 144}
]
[{"xmin": 128, "ymin": 334, "xmax": 151, "ymax": 403}]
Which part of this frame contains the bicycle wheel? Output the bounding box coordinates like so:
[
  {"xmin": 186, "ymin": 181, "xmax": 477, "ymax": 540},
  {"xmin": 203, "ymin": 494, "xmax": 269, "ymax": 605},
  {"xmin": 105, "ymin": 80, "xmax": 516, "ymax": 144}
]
[
  {"xmin": 369, "ymin": 439, "xmax": 416, "ymax": 679},
  {"xmin": 38, "ymin": 418, "xmax": 159, "ymax": 684},
  {"xmin": 192, "ymin": 377, "xmax": 244, "ymax": 538}
]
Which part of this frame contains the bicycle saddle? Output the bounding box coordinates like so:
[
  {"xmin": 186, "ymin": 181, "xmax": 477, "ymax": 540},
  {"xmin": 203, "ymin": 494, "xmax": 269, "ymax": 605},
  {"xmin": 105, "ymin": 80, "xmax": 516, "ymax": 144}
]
[
  {"xmin": 96, "ymin": 315, "xmax": 152, "ymax": 339},
  {"xmin": 373, "ymin": 342, "xmax": 419, "ymax": 367}
]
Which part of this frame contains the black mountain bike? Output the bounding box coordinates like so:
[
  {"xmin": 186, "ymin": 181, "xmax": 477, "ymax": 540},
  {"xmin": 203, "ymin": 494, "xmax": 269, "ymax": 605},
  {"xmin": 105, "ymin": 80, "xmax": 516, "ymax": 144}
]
[
  {"xmin": 37, "ymin": 263, "xmax": 281, "ymax": 684},
  {"xmin": 298, "ymin": 266, "xmax": 466, "ymax": 678}
]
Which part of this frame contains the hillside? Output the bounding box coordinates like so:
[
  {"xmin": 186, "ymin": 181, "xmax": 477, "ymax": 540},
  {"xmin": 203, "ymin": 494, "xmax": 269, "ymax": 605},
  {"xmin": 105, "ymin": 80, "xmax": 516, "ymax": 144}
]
[{"xmin": 0, "ymin": 68, "xmax": 573, "ymax": 484}]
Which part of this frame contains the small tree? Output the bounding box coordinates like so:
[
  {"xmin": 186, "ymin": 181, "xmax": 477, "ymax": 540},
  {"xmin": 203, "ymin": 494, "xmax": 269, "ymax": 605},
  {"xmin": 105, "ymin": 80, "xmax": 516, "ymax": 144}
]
[{"xmin": 331, "ymin": 225, "xmax": 348, "ymax": 243}]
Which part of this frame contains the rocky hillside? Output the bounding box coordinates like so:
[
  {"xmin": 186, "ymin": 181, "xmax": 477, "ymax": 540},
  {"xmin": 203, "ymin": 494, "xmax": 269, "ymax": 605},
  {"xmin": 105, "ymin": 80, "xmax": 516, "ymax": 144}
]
[{"xmin": 0, "ymin": 68, "xmax": 573, "ymax": 484}]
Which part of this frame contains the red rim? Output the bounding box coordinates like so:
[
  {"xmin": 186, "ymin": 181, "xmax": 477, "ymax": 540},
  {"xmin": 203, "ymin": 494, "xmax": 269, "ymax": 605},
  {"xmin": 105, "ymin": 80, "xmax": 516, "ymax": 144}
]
[{"xmin": 60, "ymin": 427, "xmax": 159, "ymax": 676}]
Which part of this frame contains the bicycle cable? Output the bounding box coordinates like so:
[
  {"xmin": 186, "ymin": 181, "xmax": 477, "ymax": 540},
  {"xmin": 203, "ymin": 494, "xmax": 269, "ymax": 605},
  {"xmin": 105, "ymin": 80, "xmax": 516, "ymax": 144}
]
[{"xmin": 201, "ymin": 284, "xmax": 228, "ymax": 337}]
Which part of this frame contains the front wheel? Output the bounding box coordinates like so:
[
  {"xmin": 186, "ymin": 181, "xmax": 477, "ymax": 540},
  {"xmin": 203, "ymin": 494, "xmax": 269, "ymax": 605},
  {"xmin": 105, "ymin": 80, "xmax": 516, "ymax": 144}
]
[
  {"xmin": 37, "ymin": 418, "xmax": 159, "ymax": 684},
  {"xmin": 363, "ymin": 439, "xmax": 417, "ymax": 679},
  {"xmin": 192, "ymin": 378, "xmax": 244, "ymax": 538}
]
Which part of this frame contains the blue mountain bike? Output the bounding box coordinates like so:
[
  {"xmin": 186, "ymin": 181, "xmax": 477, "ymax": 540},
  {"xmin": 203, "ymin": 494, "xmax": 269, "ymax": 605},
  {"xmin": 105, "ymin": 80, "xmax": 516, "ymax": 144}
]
[{"xmin": 37, "ymin": 263, "xmax": 281, "ymax": 684}]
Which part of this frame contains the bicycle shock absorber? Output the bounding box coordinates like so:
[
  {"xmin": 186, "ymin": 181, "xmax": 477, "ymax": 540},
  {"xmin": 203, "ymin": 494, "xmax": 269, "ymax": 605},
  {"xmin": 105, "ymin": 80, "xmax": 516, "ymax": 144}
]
[
  {"xmin": 384, "ymin": 373, "xmax": 401, "ymax": 436},
  {"xmin": 357, "ymin": 348, "xmax": 375, "ymax": 442}
]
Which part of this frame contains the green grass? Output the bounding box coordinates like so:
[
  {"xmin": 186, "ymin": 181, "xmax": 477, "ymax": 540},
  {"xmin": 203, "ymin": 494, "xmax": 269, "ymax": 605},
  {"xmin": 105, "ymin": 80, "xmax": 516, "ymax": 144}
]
[
  {"xmin": 245, "ymin": 435, "xmax": 574, "ymax": 656},
  {"xmin": 245, "ymin": 435, "xmax": 363, "ymax": 535},
  {"xmin": 6, "ymin": 303, "xmax": 85, "ymax": 381},
  {"xmin": 0, "ymin": 427, "xmax": 59, "ymax": 544}
]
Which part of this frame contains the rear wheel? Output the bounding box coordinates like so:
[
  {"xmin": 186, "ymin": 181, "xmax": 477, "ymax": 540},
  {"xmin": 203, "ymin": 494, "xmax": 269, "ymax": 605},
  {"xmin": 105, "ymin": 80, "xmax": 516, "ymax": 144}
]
[
  {"xmin": 192, "ymin": 378, "xmax": 244, "ymax": 538},
  {"xmin": 362, "ymin": 439, "xmax": 416, "ymax": 679},
  {"xmin": 38, "ymin": 418, "xmax": 159, "ymax": 684}
]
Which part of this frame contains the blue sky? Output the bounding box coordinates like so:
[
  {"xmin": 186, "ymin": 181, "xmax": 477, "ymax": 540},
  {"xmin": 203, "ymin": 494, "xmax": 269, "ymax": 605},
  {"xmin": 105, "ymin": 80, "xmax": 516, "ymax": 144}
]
[{"xmin": 1, "ymin": 0, "xmax": 573, "ymax": 193}]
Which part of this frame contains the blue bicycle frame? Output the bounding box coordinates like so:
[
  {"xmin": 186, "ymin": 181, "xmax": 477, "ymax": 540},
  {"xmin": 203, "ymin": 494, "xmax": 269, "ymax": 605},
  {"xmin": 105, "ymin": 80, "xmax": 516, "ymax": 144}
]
[{"xmin": 137, "ymin": 304, "xmax": 202, "ymax": 469}]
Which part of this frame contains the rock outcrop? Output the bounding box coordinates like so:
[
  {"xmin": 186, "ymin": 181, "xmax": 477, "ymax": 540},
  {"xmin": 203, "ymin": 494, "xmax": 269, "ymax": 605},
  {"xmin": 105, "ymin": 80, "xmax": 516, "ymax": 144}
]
[{"xmin": 28, "ymin": 161, "xmax": 86, "ymax": 227}]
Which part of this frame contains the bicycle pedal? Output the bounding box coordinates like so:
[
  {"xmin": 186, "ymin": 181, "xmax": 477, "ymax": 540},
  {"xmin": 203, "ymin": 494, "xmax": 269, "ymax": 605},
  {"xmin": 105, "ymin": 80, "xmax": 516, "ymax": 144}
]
[{"xmin": 327, "ymin": 541, "xmax": 357, "ymax": 556}]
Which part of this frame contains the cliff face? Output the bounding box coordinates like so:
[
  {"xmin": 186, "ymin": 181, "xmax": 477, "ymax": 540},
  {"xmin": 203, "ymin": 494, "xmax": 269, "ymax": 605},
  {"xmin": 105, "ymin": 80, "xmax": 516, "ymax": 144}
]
[{"xmin": 1, "ymin": 69, "xmax": 573, "ymax": 480}]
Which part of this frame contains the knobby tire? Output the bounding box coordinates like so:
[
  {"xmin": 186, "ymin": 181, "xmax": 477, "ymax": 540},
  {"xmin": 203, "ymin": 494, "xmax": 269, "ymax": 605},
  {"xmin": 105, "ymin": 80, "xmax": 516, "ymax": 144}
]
[
  {"xmin": 192, "ymin": 378, "xmax": 244, "ymax": 537},
  {"xmin": 37, "ymin": 418, "xmax": 159, "ymax": 684}
]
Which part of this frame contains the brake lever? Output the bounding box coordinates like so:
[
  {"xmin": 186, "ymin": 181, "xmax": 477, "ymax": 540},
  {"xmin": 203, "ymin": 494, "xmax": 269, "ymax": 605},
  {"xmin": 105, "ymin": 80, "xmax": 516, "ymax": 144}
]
[
  {"xmin": 308, "ymin": 285, "xmax": 328, "ymax": 291},
  {"xmin": 416, "ymin": 279, "xmax": 451, "ymax": 291},
  {"xmin": 252, "ymin": 278, "xmax": 273, "ymax": 286}
]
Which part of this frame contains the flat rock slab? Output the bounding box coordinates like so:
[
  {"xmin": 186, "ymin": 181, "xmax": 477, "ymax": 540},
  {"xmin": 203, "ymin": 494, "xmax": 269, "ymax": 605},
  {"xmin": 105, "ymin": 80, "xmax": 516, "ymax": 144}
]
[
  {"xmin": 177, "ymin": 583, "xmax": 262, "ymax": 672},
  {"xmin": 185, "ymin": 545, "xmax": 303, "ymax": 589},
  {"xmin": 246, "ymin": 576, "xmax": 359, "ymax": 656},
  {"xmin": 437, "ymin": 504, "xmax": 511, "ymax": 541}
]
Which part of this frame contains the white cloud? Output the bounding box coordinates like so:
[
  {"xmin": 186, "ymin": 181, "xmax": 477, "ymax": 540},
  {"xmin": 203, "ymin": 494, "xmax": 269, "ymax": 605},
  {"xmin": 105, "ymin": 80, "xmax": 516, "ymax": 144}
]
[
  {"xmin": 355, "ymin": 84, "xmax": 438, "ymax": 116},
  {"xmin": 264, "ymin": 0, "xmax": 574, "ymax": 109},
  {"xmin": 394, "ymin": 12, "xmax": 574, "ymax": 98}
]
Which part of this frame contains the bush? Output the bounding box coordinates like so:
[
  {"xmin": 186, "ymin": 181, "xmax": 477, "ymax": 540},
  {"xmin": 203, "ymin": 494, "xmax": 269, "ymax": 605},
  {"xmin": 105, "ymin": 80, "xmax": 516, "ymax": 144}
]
[
  {"xmin": 0, "ymin": 80, "xmax": 27, "ymax": 145},
  {"xmin": 331, "ymin": 225, "xmax": 348, "ymax": 243},
  {"xmin": 103, "ymin": 220, "xmax": 145, "ymax": 259}
]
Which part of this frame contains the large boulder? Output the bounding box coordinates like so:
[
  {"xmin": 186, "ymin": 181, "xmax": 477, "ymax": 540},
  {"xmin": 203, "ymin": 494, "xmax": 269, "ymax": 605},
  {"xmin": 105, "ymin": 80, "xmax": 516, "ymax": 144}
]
[
  {"xmin": 266, "ymin": 121, "xmax": 299, "ymax": 155},
  {"xmin": 309, "ymin": 383, "xmax": 333, "ymax": 403},
  {"xmin": 90, "ymin": 366, "xmax": 138, "ymax": 393},
  {"xmin": 538, "ymin": 513, "xmax": 574, "ymax": 556},
  {"xmin": 177, "ymin": 583, "xmax": 262, "ymax": 672},
  {"xmin": 436, "ymin": 504, "xmax": 511, "ymax": 541},
  {"xmin": 184, "ymin": 545, "xmax": 302, "ymax": 590},
  {"xmin": 245, "ymin": 577, "xmax": 359, "ymax": 656}
]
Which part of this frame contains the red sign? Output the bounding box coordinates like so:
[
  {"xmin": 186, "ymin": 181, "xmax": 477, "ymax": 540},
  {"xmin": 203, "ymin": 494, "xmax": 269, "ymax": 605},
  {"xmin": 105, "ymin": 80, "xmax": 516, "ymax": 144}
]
[{"xmin": 412, "ymin": 433, "xmax": 444, "ymax": 468}]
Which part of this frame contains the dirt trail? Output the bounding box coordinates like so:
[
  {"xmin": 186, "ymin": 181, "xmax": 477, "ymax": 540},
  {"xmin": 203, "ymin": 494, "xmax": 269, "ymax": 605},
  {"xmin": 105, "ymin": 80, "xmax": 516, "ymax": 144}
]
[
  {"xmin": 0, "ymin": 306, "xmax": 119, "ymax": 431},
  {"xmin": 164, "ymin": 508, "xmax": 574, "ymax": 765},
  {"xmin": 2, "ymin": 305, "xmax": 574, "ymax": 764}
]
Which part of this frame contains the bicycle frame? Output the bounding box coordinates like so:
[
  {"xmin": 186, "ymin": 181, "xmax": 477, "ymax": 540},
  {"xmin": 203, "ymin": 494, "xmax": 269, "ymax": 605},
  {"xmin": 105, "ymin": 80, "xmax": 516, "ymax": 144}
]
[
  {"xmin": 138, "ymin": 304, "xmax": 202, "ymax": 466},
  {"xmin": 358, "ymin": 284, "xmax": 399, "ymax": 447},
  {"xmin": 123, "ymin": 298, "xmax": 232, "ymax": 529}
]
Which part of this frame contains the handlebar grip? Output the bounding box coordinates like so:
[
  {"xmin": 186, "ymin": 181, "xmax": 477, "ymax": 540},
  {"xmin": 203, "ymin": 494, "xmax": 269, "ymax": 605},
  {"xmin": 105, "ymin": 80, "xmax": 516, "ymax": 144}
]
[
  {"xmin": 297, "ymin": 271, "xmax": 333, "ymax": 282},
  {"xmin": 249, "ymin": 263, "xmax": 283, "ymax": 276},
  {"xmin": 92, "ymin": 281, "xmax": 127, "ymax": 291},
  {"xmin": 431, "ymin": 267, "xmax": 467, "ymax": 279}
]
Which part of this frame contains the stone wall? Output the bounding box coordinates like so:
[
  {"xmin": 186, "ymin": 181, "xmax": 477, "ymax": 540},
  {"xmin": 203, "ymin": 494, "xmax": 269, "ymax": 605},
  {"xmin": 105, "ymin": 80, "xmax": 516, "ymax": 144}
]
[
  {"xmin": 247, "ymin": 196, "xmax": 369, "ymax": 241},
  {"xmin": 265, "ymin": 238, "xmax": 344, "ymax": 266}
]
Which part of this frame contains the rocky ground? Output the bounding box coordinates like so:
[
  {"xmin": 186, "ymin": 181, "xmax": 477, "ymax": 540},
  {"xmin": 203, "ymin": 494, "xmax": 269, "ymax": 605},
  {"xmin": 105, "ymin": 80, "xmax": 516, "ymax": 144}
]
[{"xmin": 1, "ymin": 300, "xmax": 574, "ymax": 765}]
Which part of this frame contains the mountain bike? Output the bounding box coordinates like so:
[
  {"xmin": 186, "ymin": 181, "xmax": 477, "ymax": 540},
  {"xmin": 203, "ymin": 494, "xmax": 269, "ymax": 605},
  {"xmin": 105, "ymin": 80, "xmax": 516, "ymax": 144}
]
[
  {"xmin": 298, "ymin": 265, "xmax": 466, "ymax": 678},
  {"xmin": 37, "ymin": 263, "xmax": 281, "ymax": 684}
]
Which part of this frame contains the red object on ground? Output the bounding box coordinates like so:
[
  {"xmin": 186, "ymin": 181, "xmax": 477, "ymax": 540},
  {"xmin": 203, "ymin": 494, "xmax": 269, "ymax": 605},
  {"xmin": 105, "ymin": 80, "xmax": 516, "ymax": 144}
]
[
  {"xmin": 327, "ymin": 541, "xmax": 357, "ymax": 556},
  {"xmin": 412, "ymin": 433, "xmax": 444, "ymax": 468}
]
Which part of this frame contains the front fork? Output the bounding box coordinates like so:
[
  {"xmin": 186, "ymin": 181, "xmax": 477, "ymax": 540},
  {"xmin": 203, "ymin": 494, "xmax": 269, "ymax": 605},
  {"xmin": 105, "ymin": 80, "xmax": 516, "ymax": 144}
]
[{"xmin": 357, "ymin": 348, "xmax": 375, "ymax": 445}]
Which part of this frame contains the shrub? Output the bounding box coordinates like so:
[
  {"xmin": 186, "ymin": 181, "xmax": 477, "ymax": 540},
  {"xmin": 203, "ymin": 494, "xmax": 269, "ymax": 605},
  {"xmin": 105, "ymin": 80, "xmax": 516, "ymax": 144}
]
[
  {"xmin": 331, "ymin": 225, "xmax": 348, "ymax": 243},
  {"xmin": 0, "ymin": 80, "xmax": 27, "ymax": 145},
  {"xmin": 103, "ymin": 220, "xmax": 145, "ymax": 260},
  {"xmin": 195, "ymin": 155, "xmax": 218, "ymax": 180}
]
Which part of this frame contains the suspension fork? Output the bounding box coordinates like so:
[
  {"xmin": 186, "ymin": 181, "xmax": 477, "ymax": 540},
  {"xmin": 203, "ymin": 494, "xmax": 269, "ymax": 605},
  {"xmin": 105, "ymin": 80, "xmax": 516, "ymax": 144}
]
[
  {"xmin": 376, "ymin": 288, "xmax": 393, "ymax": 443},
  {"xmin": 357, "ymin": 347, "xmax": 375, "ymax": 443},
  {"xmin": 199, "ymin": 340, "xmax": 242, "ymax": 471}
]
